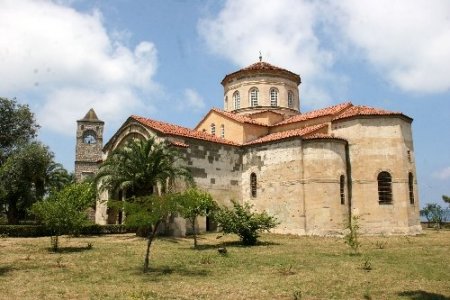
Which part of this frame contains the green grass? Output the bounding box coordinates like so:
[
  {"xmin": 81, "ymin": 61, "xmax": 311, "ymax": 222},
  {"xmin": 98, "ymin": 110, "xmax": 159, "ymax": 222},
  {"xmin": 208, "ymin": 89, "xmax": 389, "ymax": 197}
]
[{"xmin": 1, "ymin": 229, "xmax": 449, "ymax": 299}]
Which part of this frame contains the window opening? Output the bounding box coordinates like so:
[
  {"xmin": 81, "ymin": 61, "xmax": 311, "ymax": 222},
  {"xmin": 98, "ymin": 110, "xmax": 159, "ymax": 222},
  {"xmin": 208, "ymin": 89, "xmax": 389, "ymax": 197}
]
[
  {"xmin": 233, "ymin": 91, "xmax": 240, "ymax": 109},
  {"xmin": 270, "ymin": 88, "xmax": 278, "ymax": 106},
  {"xmin": 288, "ymin": 91, "xmax": 294, "ymax": 108},
  {"xmin": 250, "ymin": 88, "xmax": 258, "ymax": 107},
  {"xmin": 408, "ymin": 172, "xmax": 414, "ymax": 204},
  {"xmin": 250, "ymin": 173, "xmax": 257, "ymax": 198},
  {"xmin": 83, "ymin": 130, "xmax": 97, "ymax": 144},
  {"xmin": 340, "ymin": 175, "xmax": 345, "ymax": 205},
  {"xmin": 378, "ymin": 171, "xmax": 393, "ymax": 204}
]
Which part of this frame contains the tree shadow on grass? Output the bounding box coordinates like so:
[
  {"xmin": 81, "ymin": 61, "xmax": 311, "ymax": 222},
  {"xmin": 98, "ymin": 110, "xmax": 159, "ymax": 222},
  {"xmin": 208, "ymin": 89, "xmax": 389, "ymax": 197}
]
[
  {"xmin": 0, "ymin": 266, "xmax": 13, "ymax": 276},
  {"xmin": 193, "ymin": 240, "xmax": 280, "ymax": 251},
  {"xmin": 135, "ymin": 265, "xmax": 210, "ymax": 281},
  {"xmin": 398, "ymin": 290, "xmax": 450, "ymax": 300},
  {"xmin": 47, "ymin": 245, "xmax": 93, "ymax": 253},
  {"xmin": 158, "ymin": 236, "xmax": 184, "ymax": 244}
]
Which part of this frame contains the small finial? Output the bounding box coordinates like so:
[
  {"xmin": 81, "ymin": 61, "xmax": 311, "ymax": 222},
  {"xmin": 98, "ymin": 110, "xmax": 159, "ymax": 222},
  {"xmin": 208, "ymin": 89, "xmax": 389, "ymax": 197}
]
[{"xmin": 259, "ymin": 51, "xmax": 262, "ymax": 62}]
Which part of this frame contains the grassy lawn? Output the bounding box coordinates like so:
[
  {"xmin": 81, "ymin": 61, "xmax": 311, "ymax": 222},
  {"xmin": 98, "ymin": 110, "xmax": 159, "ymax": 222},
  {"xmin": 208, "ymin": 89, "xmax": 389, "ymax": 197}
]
[{"xmin": 0, "ymin": 229, "xmax": 449, "ymax": 300}]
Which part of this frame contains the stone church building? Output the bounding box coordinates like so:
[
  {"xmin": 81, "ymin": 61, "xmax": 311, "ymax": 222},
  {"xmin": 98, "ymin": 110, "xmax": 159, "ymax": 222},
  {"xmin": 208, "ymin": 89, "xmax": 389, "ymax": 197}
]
[{"xmin": 75, "ymin": 60, "xmax": 421, "ymax": 235}]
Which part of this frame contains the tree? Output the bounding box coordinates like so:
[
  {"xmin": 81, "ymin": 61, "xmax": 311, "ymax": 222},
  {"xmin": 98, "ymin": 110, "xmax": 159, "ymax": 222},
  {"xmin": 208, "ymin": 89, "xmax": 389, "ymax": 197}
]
[
  {"xmin": 178, "ymin": 187, "xmax": 217, "ymax": 248},
  {"xmin": 420, "ymin": 203, "xmax": 447, "ymax": 229},
  {"xmin": 443, "ymin": 195, "xmax": 450, "ymax": 205},
  {"xmin": 95, "ymin": 137, "xmax": 192, "ymax": 198},
  {"xmin": 344, "ymin": 215, "xmax": 361, "ymax": 255},
  {"xmin": 96, "ymin": 137, "xmax": 192, "ymax": 272},
  {"xmin": 112, "ymin": 194, "xmax": 179, "ymax": 272},
  {"xmin": 0, "ymin": 97, "xmax": 39, "ymax": 165},
  {"xmin": 0, "ymin": 142, "xmax": 71, "ymax": 224},
  {"xmin": 31, "ymin": 181, "xmax": 95, "ymax": 251},
  {"xmin": 214, "ymin": 201, "xmax": 278, "ymax": 246}
]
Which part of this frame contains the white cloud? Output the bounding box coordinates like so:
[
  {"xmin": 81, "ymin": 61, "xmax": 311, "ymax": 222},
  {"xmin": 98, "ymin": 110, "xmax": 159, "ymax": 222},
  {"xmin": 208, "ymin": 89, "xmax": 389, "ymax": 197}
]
[
  {"xmin": 0, "ymin": 0, "xmax": 159, "ymax": 134},
  {"xmin": 434, "ymin": 167, "xmax": 450, "ymax": 180},
  {"xmin": 199, "ymin": 0, "xmax": 450, "ymax": 100},
  {"xmin": 198, "ymin": 0, "xmax": 337, "ymax": 108},
  {"xmin": 325, "ymin": 0, "xmax": 450, "ymax": 93},
  {"xmin": 183, "ymin": 88, "xmax": 206, "ymax": 111}
]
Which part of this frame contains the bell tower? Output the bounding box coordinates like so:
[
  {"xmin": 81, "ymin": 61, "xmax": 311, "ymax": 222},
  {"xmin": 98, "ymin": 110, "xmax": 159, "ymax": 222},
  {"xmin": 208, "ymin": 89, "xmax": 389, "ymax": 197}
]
[{"xmin": 75, "ymin": 108, "xmax": 104, "ymax": 182}]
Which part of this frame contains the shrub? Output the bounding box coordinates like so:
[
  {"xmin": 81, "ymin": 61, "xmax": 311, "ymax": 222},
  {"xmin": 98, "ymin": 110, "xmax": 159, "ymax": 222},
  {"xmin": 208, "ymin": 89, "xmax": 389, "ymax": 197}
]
[
  {"xmin": 344, "ymin": 215, "xmax": 361, "ymax": 255},
  {"xmin": 214, "ymin": 201, "xmax": 278, "ymax": 245},
  {"xmin": 0, "ymin": 225, "xmax": 52, "ymax": 237},
  {"xmin": 0, "ymin": 224, "xmax": 133, "ymax": 237},
  {"xmin": 420, "ymin": 203, "xmax": 448, "ymax": 229}
]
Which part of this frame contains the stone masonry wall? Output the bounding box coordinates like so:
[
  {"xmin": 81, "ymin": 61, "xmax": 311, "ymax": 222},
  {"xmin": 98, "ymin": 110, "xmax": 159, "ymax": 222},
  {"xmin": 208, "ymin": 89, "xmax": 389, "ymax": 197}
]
[
  {"xmin": 331, "ymin": 117, "xmax": 421, "ymax": 234},
  {"xmin": 302, "ymin": 139, "xmax": 348, "ymax": 235},
  {"xmin": 242, "ymin": 139, "xmax": 306, "ymax": 235}
]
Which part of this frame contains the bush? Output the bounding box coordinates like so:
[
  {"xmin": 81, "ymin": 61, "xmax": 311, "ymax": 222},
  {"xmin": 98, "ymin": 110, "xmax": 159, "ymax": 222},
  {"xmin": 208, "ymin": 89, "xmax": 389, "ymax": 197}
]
[
  {"xmin": 420, "ymin": 203, "xmax": 448, "ymax": 229},
  {"xmin": 214, "ymin": 201, "xmax": 278, "ymax": 245},
  {"xmin": 0, "ymin": 224, "xmax": 133, "ymax": 237},
  {"xmin": 0, "ymin": 225, "xmax": 52, "ymax": 237}
]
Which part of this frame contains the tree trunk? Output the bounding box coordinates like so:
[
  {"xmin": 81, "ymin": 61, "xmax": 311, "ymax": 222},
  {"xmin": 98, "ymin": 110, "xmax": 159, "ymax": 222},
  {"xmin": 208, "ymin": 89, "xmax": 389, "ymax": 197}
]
[
  {"xmin": 7, "ymin": 196, "xmax": 19, "ymax": 224},
  {"xmin": 143, "ymin": 220, "xmax": 161, "ymax": 273},
  {"xmin": 51, "ymin": 235, "xmax": 59, "ymax": 252},
  {"xmin": 191, "ymin": 218, "xmax": 197, "ymax": 249}
]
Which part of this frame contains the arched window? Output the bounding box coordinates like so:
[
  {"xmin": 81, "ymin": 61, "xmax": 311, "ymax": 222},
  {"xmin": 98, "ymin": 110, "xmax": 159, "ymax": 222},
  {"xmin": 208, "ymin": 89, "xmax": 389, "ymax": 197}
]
[
  {"xmin": 220, "ymin": 124, "xmax": 225, "ymax": 138},
  {"xmin": 408, "ymin": 172, "xmax": 414, "ymax": 204},
  {"xmin": 377, "ymin": 171, "xmax": 392, "ymax": 204},
  {"xmin": 250, "ymin": 173, "xmax": 257, "ymax": 198},
  {"xmin": 83, "ymin": 130, "xmax": 97, "ymax": 144},
  {"xmin": 210, "ymin": 123, "xmax": 215, "ymax": 135},
  {"xmin": 250, "ymin": 88, "xmax": 258, "ymax": 107},
  {"xmin": 340, "ymin": 175, "xmax": 345, "ymax": 205},
  {"xmin": 224, "ymin": 96, "xmax": 228, "ymax": 110},
  {"xmin": 270, "ymin": 88, "xmax": 278, "ymax": 106},
  {"xmin": 288, "ymin": 91, "xmax": 294, "ymax": 108},
  {"xmin": 233, "ymin": 91, "xmax": 240, "ymax": 109}
]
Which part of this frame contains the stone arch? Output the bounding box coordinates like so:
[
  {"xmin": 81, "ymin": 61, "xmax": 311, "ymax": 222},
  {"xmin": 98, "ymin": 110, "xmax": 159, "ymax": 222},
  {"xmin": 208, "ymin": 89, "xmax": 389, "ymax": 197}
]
[{"xmin": 110, "ymin": 123, "xmax": 154, "ymax": 152}]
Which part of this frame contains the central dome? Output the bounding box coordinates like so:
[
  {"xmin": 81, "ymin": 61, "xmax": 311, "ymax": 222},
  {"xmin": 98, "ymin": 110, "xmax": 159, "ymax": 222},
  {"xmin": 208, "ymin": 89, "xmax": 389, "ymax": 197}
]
[{"xmin": 221, "ymin": 61, "xmax": 301, "ymax": 116}]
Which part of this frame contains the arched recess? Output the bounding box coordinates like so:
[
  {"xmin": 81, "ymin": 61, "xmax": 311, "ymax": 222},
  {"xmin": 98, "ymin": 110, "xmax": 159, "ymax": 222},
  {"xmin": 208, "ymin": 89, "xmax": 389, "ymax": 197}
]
[{"xmin": 110, "ymin": 122, "xmax": 154, "ymax": 152}]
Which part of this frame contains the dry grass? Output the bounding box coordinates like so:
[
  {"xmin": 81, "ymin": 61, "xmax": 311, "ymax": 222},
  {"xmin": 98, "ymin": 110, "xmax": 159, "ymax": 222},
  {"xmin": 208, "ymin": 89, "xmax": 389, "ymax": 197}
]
[{"xmin": 0, "ymin": 229, "xmax": 449, "ymax": 299}]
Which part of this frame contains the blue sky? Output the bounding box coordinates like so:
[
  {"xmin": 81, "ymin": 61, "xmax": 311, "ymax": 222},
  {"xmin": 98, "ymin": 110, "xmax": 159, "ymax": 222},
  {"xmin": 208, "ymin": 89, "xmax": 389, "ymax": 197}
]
[{"xmin": 1, "ymin": 0, "xmax": 449, "ymax": 207}]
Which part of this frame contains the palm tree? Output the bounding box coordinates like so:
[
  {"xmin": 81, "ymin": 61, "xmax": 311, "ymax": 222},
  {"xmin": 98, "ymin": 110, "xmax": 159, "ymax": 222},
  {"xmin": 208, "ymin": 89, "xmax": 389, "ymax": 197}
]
[
  {"xmin": 96, "ymin": 137, "xmax": 191, "ymax": 198},
  {"xmin": 95, "ymin": 137, "xmax": 192, "ymax": 272}
]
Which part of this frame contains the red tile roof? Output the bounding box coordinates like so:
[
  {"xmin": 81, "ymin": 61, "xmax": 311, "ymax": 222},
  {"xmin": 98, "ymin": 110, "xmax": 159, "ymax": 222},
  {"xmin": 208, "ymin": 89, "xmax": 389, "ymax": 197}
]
[
  {"xmin": 247, "ymin": 109, "xmax": 286, "ymax": 117},
  {"xmin": 244, "ymin": 124, "xmax": 328, "ymax": 145},
  {"xmin": 221, "ymin": 61, "xmax": 301, "ymax": 85},
  {"xmin": 131, "ymin": 115, "xmax": 239, "ymax": 146},
  {"xmin": 275, "ymin": 102, "xmax": 353, "ymax": 126},
  {"xmin": 332, "ymin": 105, "xmax": 412, "ymax": 121},
  {"xmin": 169, "ymin": 140, "xmax": 190, "ymax": 148},
  {"xmin": 197, "ymin": 108, "xmax": 267, "ymax": 127},
  {"xmin": 241, "ymin": 61, "xmax": 292, "ymax": 72}
]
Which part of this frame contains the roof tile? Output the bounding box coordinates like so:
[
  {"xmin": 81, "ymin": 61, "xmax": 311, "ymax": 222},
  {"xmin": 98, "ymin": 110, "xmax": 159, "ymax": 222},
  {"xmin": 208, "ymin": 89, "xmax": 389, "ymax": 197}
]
[
  {"xmin": 210, "ymin": 108, "xmax": 268, "ymax": 126},
  {"xmin": 131, "ymin": 115, "xmax": 239, "ymax": 146},
  {"xmin": 244, "ymin": 124, "xmax": 328, "ymax": 145},
  {"xmin": 332, "ymin": 105, "xmax": 410, "ymax": 121},
  {"xmin": 275, "ymin": 102, "xmax": 352, "ymax": 126},
  {"xmin": 221, "ymin": 61, "xmax": 301, "ymax": 85}
]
